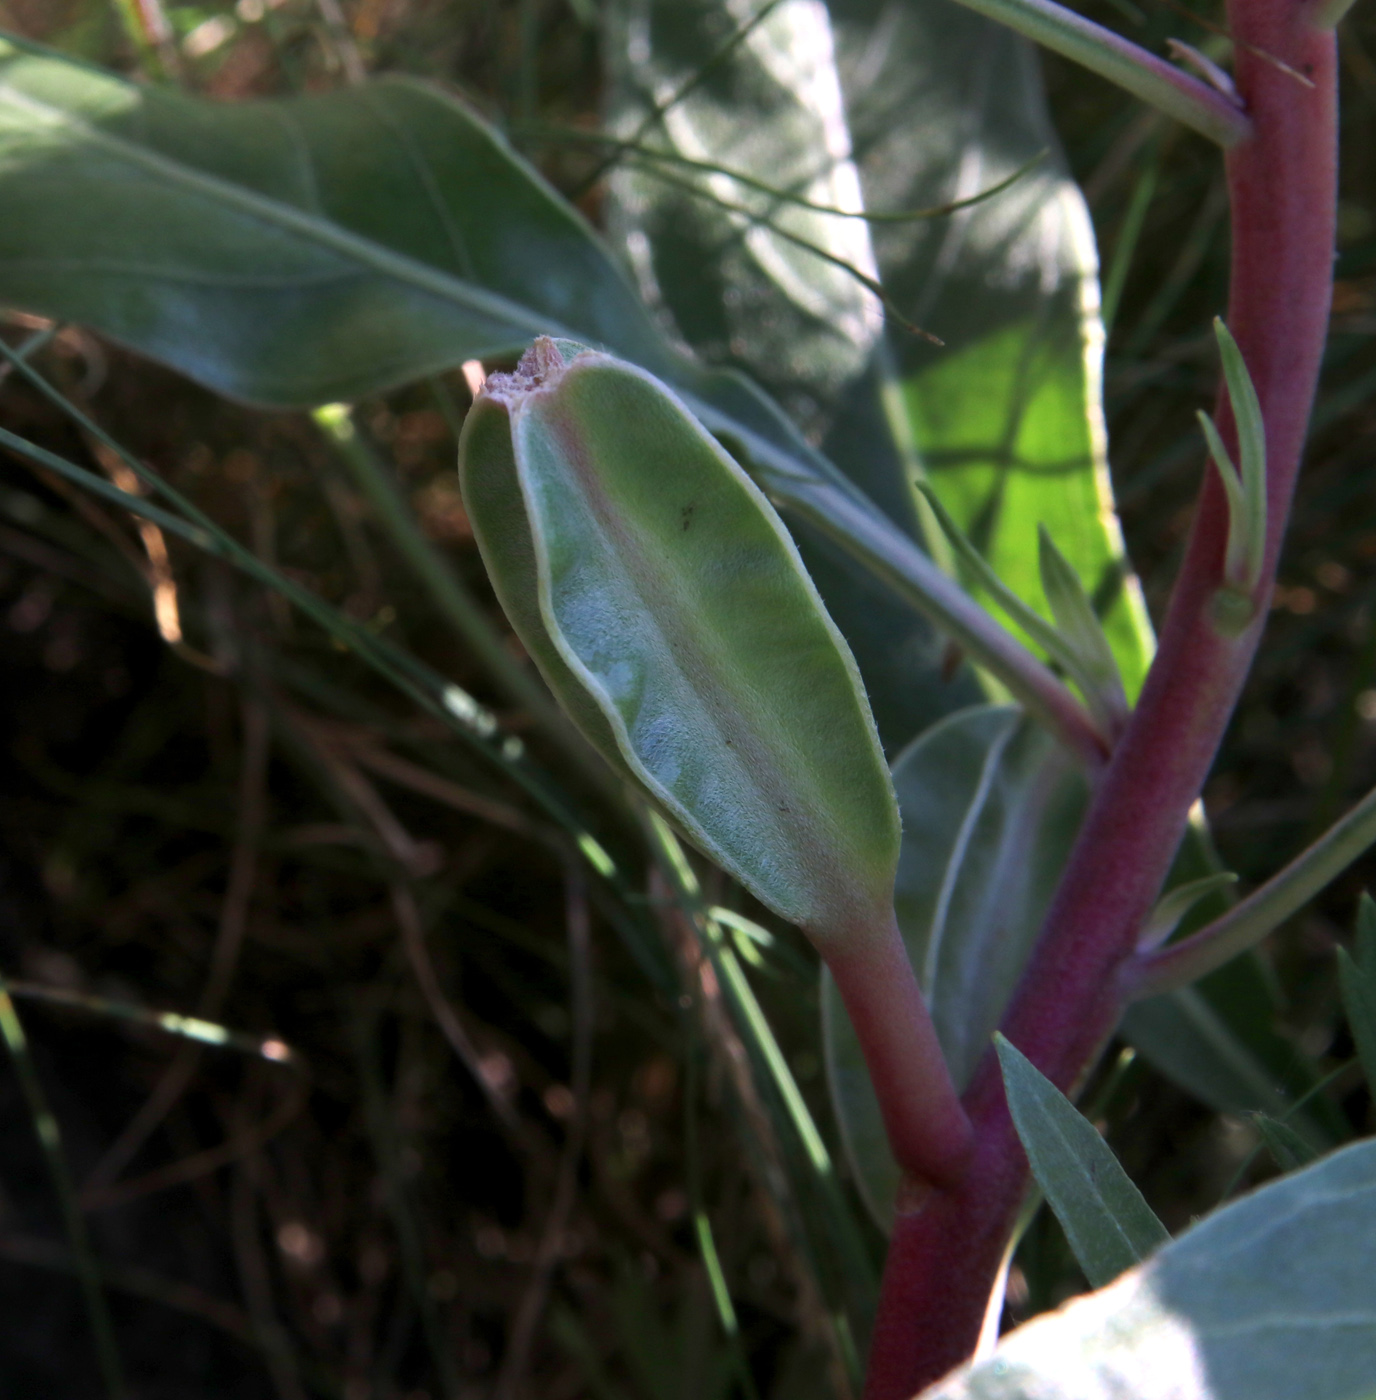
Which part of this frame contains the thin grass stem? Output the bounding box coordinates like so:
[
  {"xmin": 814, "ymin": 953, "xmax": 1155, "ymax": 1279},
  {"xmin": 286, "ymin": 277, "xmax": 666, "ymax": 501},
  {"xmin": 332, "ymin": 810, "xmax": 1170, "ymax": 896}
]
[{"xmin": 0, "ymin": 974, "xmax": 128, "ymax": 1398}]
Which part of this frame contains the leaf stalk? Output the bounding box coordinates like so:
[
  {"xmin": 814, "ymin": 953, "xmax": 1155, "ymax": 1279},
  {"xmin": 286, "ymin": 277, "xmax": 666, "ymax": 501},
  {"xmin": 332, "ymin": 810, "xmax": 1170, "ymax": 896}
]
[
  {"xmin": 1126, "ymin": 782, "xmax": 1376, "ymax": 997},
  {"xmin": 943, "ymin": 0, "xmax": 1253, "ymax": 147}
]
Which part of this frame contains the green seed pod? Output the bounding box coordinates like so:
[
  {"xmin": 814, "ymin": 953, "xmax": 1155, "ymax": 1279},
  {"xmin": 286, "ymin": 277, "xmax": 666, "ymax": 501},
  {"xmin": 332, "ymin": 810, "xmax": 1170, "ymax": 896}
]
[{"xmin": 458, "ymin": 338, "xmax": 900, "ymax": 944}]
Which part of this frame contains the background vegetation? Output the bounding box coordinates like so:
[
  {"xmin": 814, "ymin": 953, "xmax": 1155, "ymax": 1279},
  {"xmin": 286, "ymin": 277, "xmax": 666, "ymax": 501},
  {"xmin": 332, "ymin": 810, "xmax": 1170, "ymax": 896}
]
[{"xmin": 0, "ymin": 0, "xmax": 1373, "ymax": 1397}]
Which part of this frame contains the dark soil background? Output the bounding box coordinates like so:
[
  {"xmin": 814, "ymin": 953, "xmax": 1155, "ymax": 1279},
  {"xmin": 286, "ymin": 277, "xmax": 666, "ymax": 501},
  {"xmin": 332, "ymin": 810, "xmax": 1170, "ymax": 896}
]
[{"xmin": 0, "ymin": 1, "xmax": 1374, "ymax": 1397}]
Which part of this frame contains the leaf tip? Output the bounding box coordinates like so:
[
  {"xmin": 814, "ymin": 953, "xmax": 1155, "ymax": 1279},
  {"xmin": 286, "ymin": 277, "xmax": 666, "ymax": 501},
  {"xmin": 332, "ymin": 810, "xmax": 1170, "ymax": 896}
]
[{"xmin": 481, "ymin": 336, "xmax": 571, "ymax": 407}]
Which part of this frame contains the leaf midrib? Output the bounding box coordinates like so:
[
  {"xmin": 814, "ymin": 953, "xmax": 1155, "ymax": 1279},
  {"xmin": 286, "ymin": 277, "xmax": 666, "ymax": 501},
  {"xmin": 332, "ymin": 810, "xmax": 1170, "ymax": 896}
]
[{"xmin": 0, "ymin": 67, "xmax": 558, "ymax": 344}]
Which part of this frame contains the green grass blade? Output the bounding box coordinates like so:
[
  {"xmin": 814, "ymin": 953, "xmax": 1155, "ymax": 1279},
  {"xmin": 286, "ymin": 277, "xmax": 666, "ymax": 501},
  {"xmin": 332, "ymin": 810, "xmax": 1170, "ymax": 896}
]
[
  {"xmin": 0, "ymin": 973, "xmax": 128, "ymax": 1398},
  {"xmin": 1338, "ymin": 893, "xmax": 1376, "ymax": 1094}
]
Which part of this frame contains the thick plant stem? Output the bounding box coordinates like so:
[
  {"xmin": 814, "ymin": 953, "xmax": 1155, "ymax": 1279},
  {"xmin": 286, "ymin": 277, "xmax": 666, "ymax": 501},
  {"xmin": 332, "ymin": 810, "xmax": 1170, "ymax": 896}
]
[{"xmin": 862, "ymin": 5, "xmax": 1337, "ymax": 1396}]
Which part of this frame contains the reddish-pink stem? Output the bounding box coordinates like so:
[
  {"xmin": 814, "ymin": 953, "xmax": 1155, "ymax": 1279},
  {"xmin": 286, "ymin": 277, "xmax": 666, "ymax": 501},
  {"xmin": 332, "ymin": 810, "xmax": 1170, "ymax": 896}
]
[
  {"xmin": 828, "ymin": 924, "xmax": 975, "ymax": 1194},
  {"xmin": 863, "ymin": 5, "xmax": 1336, "ymax": 1396}
]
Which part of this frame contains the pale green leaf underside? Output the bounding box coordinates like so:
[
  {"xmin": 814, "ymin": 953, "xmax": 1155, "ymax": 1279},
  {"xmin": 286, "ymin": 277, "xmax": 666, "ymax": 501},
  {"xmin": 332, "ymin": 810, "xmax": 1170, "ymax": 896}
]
[
  {"xmin": 996, "ymin": 1034, "xmax": 1169, "ymax": 1288},
  {"xmin": 921, "ymin": 1139, "xmax": 1376, "ymax": 1400},
  {"xmin": 482, "ymin": 351, "xmax": 900, "ymax": 937},
  {"xmin": 823, "ymin": 704, "xmax": 1086, "ymax": 1226}
]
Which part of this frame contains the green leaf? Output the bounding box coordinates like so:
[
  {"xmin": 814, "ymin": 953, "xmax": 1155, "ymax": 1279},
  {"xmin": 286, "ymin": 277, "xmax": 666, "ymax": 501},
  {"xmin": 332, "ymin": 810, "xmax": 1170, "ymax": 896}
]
[
  {"xmin": 1121, "ymin": 824, "xmax": 1344, "ymax": 1149},
  {"xmin": 1121, "ymin": 986, "xmax": 1333, "ymax": 1151},
  {"xmin": 995, "ymin": 1033, "xmax": 1169, "ymax": 1288},
  {"xmin": 603, "ymin": 0, "xmax": 885, "ymax": 439},
  {"xmin": 920, "ymin": 1140, "xmax": 1376, "ymax": 1400},
  {"xmin": 0, "ymin": 34, "xmax": 837, "ymax": 510},
  {"xmin": 601, "ymin": 0, "xmax": 977, "ymax": 753},
  {"xmin": 459, "ymin": 340, "xmax": 900, "ymax": 942},
  {"xmin": 822, "ymin": 704, "xmax": 1087, "ymax": 1225},
  {"xmin": 830, "ymin": 0, "xmax": 1154, "ymax": 698},
  {"xmin": 0, "ymin": 32, "xmax": 1047, "ymax": 741},
  {"xmin": 1137, "ymin": 872, "xmax": 1238, "ymax": 951},
  {"xmin": 1250, "ymin": 1113, "xmax": 1319, "ymax": 1173},
  {"xmin": 1338, "ymin": 892, "xmax": 1376, "ymax": 1094},
  {"xmin": 0, "ymin": 37, "xmax": 664, "ymax": 401},
  {"xmin": 1037, "ymin": 525, "xmax": 1127, "ymax": 727}
]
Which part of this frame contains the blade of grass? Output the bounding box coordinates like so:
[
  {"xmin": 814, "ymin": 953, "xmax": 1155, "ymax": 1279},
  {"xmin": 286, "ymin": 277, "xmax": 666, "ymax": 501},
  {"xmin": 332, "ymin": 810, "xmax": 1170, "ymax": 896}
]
[
  {"xmin": 310, "ymin": 405, "xmax": 568, "ymax": 737},
  {"xmin": 0, "ymin": 972, "xmax": 128, "ymax": 1399},
  {"xmin": 350, "ymin": 1004, "xmax": 464, "ymax": 1400},
  {"xmin": 684, "ymin": 1042, "xmax": 762, "ymax": 1400},
  {"xmin": 0, "ymin": 343, "xmax": 625, "ymax": 886}
]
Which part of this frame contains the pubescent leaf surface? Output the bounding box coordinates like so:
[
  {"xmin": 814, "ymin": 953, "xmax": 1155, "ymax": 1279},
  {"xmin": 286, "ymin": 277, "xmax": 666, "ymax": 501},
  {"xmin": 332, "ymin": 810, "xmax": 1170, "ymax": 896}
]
[
  {"xmin": 996, "ymin": 1034, "xmax": 1169, "ymax": 1288},
  {"xmin": 462, "ymin": 342, "xmax": 900, "ymax": 940},
  {"xmin": 920, "ymin": 1139, "xmax": 1376, "ymax": 1400}
]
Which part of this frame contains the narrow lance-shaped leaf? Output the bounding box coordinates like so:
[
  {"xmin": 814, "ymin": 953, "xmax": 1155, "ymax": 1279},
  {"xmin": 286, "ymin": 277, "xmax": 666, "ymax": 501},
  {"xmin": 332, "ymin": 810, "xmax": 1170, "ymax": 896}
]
[
  {"xmin": 1249, "ymin": 1113, "xmax": 1318, "ymax": 1173},
  {"xmin": 996, "ymin": 1033, "xmax": 1169, "ymax": 1288},
  {"xmin": 1037, "ymin": 524, "xmax": 1128, "ymax": 731},
  {"xmin": 1338, "ymin": 891, "xmax": 1376, "ymax": 1094}
]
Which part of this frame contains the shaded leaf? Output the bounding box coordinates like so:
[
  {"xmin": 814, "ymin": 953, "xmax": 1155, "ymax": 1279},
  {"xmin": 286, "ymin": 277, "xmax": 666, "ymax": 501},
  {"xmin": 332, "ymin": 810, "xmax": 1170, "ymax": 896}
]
[
  {"xmin": 1250, "ymin": 1113, "xmax": 1319, "ymax": 1173},
  {"xmin": 996, "ymin": 1033, "xmax": 1169, "ymax": 1288},
  {"xmin": 1338, "ymin": 892, "xmax": 1376, "ymax": 1094},
  {"xmin": 822, "ymin": 704, "xmax": 1086, "ymax": 1225},
  {"xmin": 921, "ymin": 1140, "xmax": 1376, "ymax": 1400},
  {"xmin": 1122, "ymin": 981, "xmax": 1337, "ymax": 1152},
  {"xmin": 0, "ymin": 38, "xmax": 676, "ymax": 401}
]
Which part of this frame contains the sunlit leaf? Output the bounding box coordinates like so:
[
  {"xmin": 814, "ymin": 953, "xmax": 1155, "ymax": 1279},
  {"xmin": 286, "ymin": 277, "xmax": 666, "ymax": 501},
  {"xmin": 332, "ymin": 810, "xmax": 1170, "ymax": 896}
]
[
  {"xmin": 921, "ymin": 1140, "xmax": 1376, "ymax": 1400},
  {"xmin": 828, "ymin": 0, "xmax": 1154, "ymax": 696}
]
